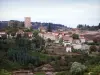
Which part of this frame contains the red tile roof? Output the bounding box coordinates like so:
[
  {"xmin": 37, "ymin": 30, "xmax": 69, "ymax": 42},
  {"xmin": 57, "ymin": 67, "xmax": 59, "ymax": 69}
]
[{"xmin": 63, "ymin": 36, "xmax": 72, "ymax": 41}]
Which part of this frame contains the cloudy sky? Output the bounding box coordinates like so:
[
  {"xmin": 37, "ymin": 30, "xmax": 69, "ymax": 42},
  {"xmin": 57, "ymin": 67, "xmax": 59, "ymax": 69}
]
[{"xmin": 0, "ymin": 0, "xmax": 100, "ymax": 27}]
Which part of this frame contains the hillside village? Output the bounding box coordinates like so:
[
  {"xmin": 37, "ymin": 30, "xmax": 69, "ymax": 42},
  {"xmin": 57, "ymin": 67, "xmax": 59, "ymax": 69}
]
[
  {"xmin": 1, "ymin": 25, "xmax": 100, "ymax": 54},
  {"xmin": 1, "ymin": 0, "xmax": 100, "ymax": 74},
  {"xmin": 39, "ymin": 27, "xmax": 100, "ymax": 53},
  {"xmin": 0, "ymin": 19, "xmax": 100, "ymax": 75}
]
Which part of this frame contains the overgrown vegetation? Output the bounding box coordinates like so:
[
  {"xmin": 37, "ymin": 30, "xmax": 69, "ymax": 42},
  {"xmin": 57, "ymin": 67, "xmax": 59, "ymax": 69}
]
[
  {"xmin": 0, "ymin": 26, "xmax": 100, "ymax": 75},
  {"xmin": 0, "ymin": 29, "xmax": 54, "ymax": 71}
]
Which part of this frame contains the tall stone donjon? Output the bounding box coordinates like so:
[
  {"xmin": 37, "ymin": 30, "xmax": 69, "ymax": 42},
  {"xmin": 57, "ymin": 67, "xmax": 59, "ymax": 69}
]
[{"xmin": 24, "ymin": 17, "xmax": 31, "ymax": 28}]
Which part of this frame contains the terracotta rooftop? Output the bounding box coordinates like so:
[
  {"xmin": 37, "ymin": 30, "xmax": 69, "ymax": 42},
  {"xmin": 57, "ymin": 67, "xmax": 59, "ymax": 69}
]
[{"xmin": 63, "ymin": 36, "xmax": 72, "ymax": 41}]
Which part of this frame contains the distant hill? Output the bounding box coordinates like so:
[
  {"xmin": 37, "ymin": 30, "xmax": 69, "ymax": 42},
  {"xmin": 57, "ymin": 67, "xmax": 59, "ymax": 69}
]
[
  {"xmin": 0, "ymin": 21, "xmax": 8, "ymax": 29},
  {"xmin": 77, "ymin": 23, "xmax": 100, "ymax": 31},
  {"xmin": 32, "ymin": 22, "xmax": 68, "ymax": 30},
  {"xmin": 0, "ymin": 21, "xmax": 68, "ymax": 30}
]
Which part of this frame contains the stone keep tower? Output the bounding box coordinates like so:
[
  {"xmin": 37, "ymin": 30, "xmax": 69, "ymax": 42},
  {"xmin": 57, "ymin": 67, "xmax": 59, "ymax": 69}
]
[{"xmin": 24, "ymin": 17, "xmax": 31, "ymax": 28}]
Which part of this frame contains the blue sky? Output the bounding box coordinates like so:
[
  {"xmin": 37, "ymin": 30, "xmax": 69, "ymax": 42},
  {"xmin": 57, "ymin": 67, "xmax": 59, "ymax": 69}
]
[{"xmin": 0, "ymin": 0, "xmax": 100, "ymax": 27}]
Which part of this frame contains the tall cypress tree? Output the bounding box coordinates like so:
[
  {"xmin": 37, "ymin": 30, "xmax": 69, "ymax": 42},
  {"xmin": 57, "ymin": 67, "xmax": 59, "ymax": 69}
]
[{"xmin": 47, "ymin": 23, "xmax": 52, "ymax": 32}]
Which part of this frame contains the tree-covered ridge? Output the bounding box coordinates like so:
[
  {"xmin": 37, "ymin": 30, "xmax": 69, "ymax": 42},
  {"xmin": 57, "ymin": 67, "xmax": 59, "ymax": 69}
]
[
  {"xmin": 0, "ymin": 21, "xmax": 67, "ymax": 30},
  {"xmin": 77, "ymin": 23, "xmax": 100, "ymax": 30}
]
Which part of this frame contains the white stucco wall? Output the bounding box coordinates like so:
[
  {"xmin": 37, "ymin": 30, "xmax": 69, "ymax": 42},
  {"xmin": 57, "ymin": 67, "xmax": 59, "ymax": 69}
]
[
  {"xmin": 63, "ymin": 42, "xmax": 71, "ymax": 47},
  {"xmin": 66, "ymin": 47, "xmax": 72, "ymax": 52},
  {"xmin": 72, "ymin": 40, "xmax": 81, "ymax": 44},
  {"xmin": 39, "ymin": 33, "xmax": 56, "ymax": 40},
  {"xmin": 81, "ymin": 44, "xmax": 90, "ymax": 50},
  {"xmin": 72, "ymin": 44, "xmax": 82, "ymax": 49},
  {"xmin": 80, "ymin": 39, "xmax": 85, "ymax": 43},
  {"xmin": 59, "ymin": 34, "xmax": 63, "ymax": 38}
]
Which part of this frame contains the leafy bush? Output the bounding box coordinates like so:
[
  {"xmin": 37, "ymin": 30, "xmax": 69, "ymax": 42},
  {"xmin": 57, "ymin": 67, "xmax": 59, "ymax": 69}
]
[
  {"xmin": 89, "ymin": 45, "xmax": 97, "ymax": 53},
  {"xmin": 85, "ymin": 56, "xmax": 100, "ymax": 65},
  {"xmin": 0, "ymin": 69, "xmax": 11, "ymax": 75},
  {"xmin": 72, "ymin": 33, "xmax": 79, "ymax": 39},
  {"xmin": 88, "ymin": 65, "xmax": 100, "ymax": 75},
  {"xmin": 70, "ymin": 62, "xmax": 87, "ymax": 75}
]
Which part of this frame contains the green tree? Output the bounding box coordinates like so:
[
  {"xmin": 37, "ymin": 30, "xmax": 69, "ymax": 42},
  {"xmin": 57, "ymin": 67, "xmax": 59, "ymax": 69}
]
[
  {"xmin": 5, "ymin": 28, "xmax": 18, "ymax": 35},
  {"xmin": 33, "ymin": 30, "xmax": 39, "ymax": 36},
  {"xmin": 0, "ymin": 69, "xmax": 11, "ymax": 75},
  {"xmin": 47, "ymin": 23, "xmax": 52, "ymax": 32},
  {"xmin": 72, "ymin": 33, "xmax": 79, "ymax": 39},
  {"xmin": 89, "ymin": 45, "xmax": 97, "ymax": 53},
  {"xmin": 32, "ymin": 35, "xmax": 45, "ymax": 51},
  {"xmin": 70, "ymin": 62, "xmax": 86, "ymax": 75},
  {"xmin": 88, "ymin": 65, "xmax": 100, "ymax": 75},
  {"xmin": 18, "ymin": 22, "xmax": 24, "ymax": 28},
  {"xmin": 77, "ymin": 24, "xmax": 83, "ymax": 29},
  {"xmin": 7, "ymin": 38, "xmax": 41, "ymax": 65},
  {"xmin": 9, "ymin": 20, "xmax": 19, "ymax": 28},
  {"xmin": 59, "ymin": 38, "xmax": 63, "ymax": 44}
]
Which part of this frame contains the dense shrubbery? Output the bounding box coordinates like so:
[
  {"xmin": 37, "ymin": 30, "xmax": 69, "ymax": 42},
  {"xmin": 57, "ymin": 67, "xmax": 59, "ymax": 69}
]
[
  {"xmin": 0, "ymin": 30, "xmax": 47, "ymax": 70},
  {"xmin": 89, "ymin": 65, "xmax": 100, "ymax": 75},
  {"xmin": 72, "ymin": 49, "xmax": 87, "ymax": 54},
  {"xmin": 0, "ymin": 29, "xmax": 59, "ymax": 72},
  {"xmin": 85, "ymin": 42, "xmax": 100, "ymax": 45},
  {"xmin": 0, "ymin": 69, "xmax": 11, "ymax": 75},
  {"xmin": 70, "ymin": 62, "xmax": 87, "ymax": 75},
  {"xmin": 0, "ymin": 28, "xmax": 100, "ymax": 74},
  {"xmin": 54, "ymin": 54, "xmax": 100, "ymax": 75}
]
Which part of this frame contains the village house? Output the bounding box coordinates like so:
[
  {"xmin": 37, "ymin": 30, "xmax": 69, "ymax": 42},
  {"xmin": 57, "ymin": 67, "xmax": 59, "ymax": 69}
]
[
  {"xmin": 62, "ymin": 35, "xmax": 72, "ymax": 47},
  {"xmin": 0, "ymin": 32, "xmax": 7, "ymax": 38},
  {"xmin": 16, "ymin": 29, "xmax": 24, "ymax": 37},
  {"xmin": 59, "ymin": 34, "xmax": 63, "ymax": 39},
  {"xmin": 84, "ymin": 34, "xmax": 94, "ymax": 43},
  {"xmin": 81, "ymin": 44, "xmax": 90, "ymax": 50},
  {"xmin": 24, "ymin": 32, "xmax": 33, "ymax": 38},
  {"xmin": 66, "ymin": 45, "xmax": 72, "ymax": 52},
  {"xmin": 72, "ymin": 39, "xmax": 81, "ymax": 44},
  {"xmin": 71, "ymin": 28, "xmax": 80, "ymax": 34},
  {"xmin": 71, "ymin": 36, "xmax": 85, "ymax": 50},
  {"xmin": 98, "ymin": 29, "xmax": 100, "ymax": 32},
  {"xmin": 39, "ymin": 32, "xmax": 58, "ymax": 41},
  {"xmin": 54, "ymin": 36, "xmax": 59, "ymax": 43},
  {"xmin": 38, "ymin": 25, "xmax": 47, "ymax": 33},
  {"xmin": 85, "ymin": 31, "xmax": 99, "ymax": 35},
  {"xmin": 79, "ymin": 35, "xmax": 86, "ymax": 43},
  {"xmin": 15, "ymin": 29, "xmax": 33, "ymax": 39},
  {"xmin": 44, "ymin": 32, "xmax": 57, "ymax": 40},
  {"xmin": 93, "ymin": 33, "xmax": 100, "ymax": 42},
  {"xmin": 72, "ymin": 44, "xmax": 82, "ymax": 50}
]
